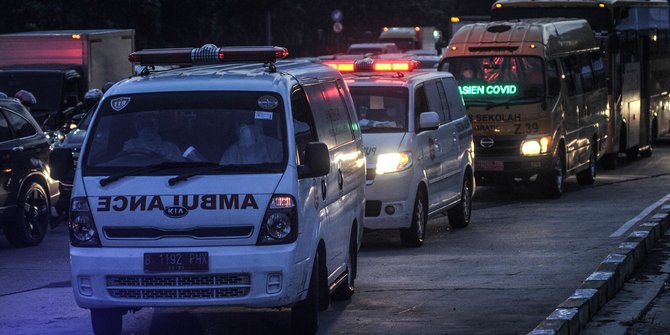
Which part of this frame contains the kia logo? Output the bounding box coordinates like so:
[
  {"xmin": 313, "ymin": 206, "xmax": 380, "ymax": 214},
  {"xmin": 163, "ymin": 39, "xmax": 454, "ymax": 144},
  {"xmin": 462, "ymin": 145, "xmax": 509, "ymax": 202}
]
[
  {"xmin": 164, "ymin": 206, "xmax": 188, "ymax": 218},
  {"xmin": 480, "ymin": 138, "xmax": 495, "ymax": 148}
]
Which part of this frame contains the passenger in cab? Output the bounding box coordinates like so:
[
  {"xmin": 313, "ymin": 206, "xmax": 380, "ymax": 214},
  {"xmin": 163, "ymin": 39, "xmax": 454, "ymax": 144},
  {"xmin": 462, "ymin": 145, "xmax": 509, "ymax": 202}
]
[
  {"xmin": 220, "ymin": 113, "xmax": 282, "ymax": 164},
  {"xmin": 123, "ymin": 113, "xmax": 183, "ymax": 161}
]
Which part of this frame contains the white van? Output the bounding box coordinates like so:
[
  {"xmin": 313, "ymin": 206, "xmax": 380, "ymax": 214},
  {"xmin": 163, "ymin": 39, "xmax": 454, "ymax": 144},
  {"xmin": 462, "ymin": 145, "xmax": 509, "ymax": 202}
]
[
  {"xmin": 49, "ymin": 45, "xmax": 366, "ymax": 335},
  {"xmin": 325, "ymin": 58, "xmax": 475, "ymax": 247}
]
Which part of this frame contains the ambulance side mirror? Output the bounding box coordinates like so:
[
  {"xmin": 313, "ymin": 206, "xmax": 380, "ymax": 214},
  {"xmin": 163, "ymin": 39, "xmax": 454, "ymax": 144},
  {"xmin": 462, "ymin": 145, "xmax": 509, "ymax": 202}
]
[
  {"xmin": 49, "ymin": 148, "xmax": 74, "ymax": 182},
  {"xmin": 298, "ymin": 142, "xmax": 330, "ymax": 179},
  {"xmin": 418, "ymin": 111, "xmax": 440, "ymax": 132}
]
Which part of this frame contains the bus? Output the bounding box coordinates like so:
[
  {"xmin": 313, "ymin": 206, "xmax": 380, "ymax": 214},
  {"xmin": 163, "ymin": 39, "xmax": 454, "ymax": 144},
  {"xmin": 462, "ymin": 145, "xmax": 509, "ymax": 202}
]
[
  {"xmin": 440, "ymin": 19, "xmax": 609, "ymax": 198},
  {"xmin": 492, "ymin": 0, "xmax": 670, "ymax": 168}
]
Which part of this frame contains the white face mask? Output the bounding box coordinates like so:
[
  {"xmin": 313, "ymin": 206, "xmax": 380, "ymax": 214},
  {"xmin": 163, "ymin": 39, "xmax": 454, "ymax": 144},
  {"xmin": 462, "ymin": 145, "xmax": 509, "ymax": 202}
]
[{"xmin": 238, "ymin": 124, "xmax": 256, "ymax": 147}]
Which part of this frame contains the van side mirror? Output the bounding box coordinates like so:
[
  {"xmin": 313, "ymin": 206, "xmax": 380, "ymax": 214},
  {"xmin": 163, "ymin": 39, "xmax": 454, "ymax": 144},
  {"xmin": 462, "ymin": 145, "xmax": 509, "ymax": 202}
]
[
  {"xmin": 49, "ymin": 148, "xmax": 74, "ymax": 182},
  {"xmin": 418, "ymin": 112, "xmax": 440, "ymax": 132},
  {"xmin": 298, "ymin": 142, "xmax": 330, "ymax": 179}
]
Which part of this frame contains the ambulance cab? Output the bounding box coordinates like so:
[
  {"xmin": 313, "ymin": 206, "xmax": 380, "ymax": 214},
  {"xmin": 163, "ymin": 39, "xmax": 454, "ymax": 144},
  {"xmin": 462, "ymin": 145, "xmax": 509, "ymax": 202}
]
[
  {"xmin": 49, "ymin": 45, "xmax": 366, "ymax": 334},
  {"xmin": 324, "ymin": 58, "xmax": 475, "ymax": 248}
]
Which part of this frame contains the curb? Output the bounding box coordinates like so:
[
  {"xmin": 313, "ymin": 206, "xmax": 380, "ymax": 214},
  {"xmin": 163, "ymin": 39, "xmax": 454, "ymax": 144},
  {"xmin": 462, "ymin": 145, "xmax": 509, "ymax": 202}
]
[{"xmin": 528, "ymin": 202, "xmax": 670, "ymax": 335}]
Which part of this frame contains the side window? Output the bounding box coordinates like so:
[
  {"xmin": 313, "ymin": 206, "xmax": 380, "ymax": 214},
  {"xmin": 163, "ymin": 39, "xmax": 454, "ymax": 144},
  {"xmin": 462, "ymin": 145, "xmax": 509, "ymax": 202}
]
[
  {"xmin": 435, "ymin": 80, "xmax": 451, "ymax": 121},
  {"xmin": 414, "ymin": 85, "xmax": 429, "ymax": 130},
  {"xmin": 579, "ymin": 54, "xmax": 595, "ymax": 92},
  {"xmin": 5, "ymin": 111, "xmax": 36, "ymax": 138},
  {"xmin": 329, "ymin": 80, "xmax": 355, "ymax": 145},
  {"xmin": 590, "ymin": 52, "xmax": 606, "ymax": 89},
  {"xmin": 442, "ymin": 78, "xmax": 467, "ymax": 120},
  {"xmin": 547, "ymin": 60, "xmax": 561, "ymax": 96},
  {"xmin": 290, "ymin": 87, "xmax": 317, "ymax": 164},
  {"xmin": 304, "ymin": 84, "xmax": 336, "ymax": 149},
  {"xmin": 561, "ymin": 56, "xmax": 583, "ymax": 96},
  {"xmin": 0, "ymin": 112, "xmax": 12, "ymax": 142},
  {"xmin": 424, "ymin": 80, "xmax": 446, "ymax": 122}
]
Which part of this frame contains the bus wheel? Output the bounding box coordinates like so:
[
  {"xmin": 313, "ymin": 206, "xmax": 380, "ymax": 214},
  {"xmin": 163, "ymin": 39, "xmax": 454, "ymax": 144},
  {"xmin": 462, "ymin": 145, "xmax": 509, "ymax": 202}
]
[
  {"xmin": 601, "ymin": 153, "xmax": 618, "ymax": 170},
  {"xmin": 540, "ymin": 149, "xmax": 565, "ymax": 199},
  {"xmin": 576, "ymin": 145, "xmax": 596, "ymax": 185},
  {"xmin": 91, "ymin": 308, "xmax": 123, "ymax": 335},
  {"xmin": 640, "ymin": 146, "xmax": 653, "ymax": 158}
]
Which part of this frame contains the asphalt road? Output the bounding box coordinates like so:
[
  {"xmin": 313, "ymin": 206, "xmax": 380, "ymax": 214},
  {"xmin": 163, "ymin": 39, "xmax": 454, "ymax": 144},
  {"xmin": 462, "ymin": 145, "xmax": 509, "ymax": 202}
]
[{"xmin": 1, "ymin": 140, "xmax": 669, "ymax": 335}]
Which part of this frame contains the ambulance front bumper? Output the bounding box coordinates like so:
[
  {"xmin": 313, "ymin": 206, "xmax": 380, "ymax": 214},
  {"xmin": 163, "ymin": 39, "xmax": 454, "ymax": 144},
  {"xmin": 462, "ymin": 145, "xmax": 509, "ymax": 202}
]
[
  {"xmin": 364, "ymin": 168, "xmax": 415, "ymax": 230},
  {"xmin": 70, "ymin": 244, "xmax": 310, "ymax": 309}
]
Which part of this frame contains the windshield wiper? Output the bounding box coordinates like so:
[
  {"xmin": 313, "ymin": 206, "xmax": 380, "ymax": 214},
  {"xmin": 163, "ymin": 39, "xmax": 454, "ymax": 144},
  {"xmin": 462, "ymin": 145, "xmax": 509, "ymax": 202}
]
[
  {"xmin": 99, "ymin": 161, "xmax": 218, "ymax": 187},
  {"xmin": 168, "ymin": 164, "xmax": 268, "ymax": 186}
]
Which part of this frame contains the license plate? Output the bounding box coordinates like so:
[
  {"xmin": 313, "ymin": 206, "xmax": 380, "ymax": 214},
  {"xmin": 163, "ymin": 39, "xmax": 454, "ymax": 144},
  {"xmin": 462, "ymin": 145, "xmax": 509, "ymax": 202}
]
[
  {"xmin": 144, "ymin": 252, "xmax": 209, "ymax": 273},
  {"xmin": 476, "ymin": 159, "xmax": 504, "ymax": 171}
]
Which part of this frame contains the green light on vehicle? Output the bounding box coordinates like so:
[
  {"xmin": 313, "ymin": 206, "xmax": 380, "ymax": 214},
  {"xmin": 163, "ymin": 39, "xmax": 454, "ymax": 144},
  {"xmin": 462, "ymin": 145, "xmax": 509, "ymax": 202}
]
[{"xmin": 459, "ymin": 84, "xmax": 518, "ymax": 96}]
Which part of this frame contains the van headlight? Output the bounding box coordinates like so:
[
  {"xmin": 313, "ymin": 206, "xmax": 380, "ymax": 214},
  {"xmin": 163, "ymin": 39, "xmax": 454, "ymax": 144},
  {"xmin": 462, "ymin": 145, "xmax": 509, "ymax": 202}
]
[
  {"xmin": 520, "ymin": 135, "xmax": 551, "ymax": 156},
  {"xmin": 257, "ymin": 195, "xmax": 298, "ymax": 245},
  {"xmin": 69, "ymin": 197, "xmax": 101, "ymax": 247},
  {"xmin": 375, "ymin": 152, "xmax": 412, "ymax": 175}
]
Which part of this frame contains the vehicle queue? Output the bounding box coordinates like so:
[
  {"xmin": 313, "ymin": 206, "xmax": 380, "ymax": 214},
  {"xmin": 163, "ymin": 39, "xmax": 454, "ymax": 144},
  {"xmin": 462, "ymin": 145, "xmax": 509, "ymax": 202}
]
[{"xmin": 1, "ymin": 2, "xmax": 667, "ymax": 334}]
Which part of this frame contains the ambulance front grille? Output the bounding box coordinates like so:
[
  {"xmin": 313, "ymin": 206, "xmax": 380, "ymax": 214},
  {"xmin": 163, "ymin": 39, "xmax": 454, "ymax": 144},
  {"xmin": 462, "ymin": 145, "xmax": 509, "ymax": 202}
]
[
  {"xmin": 107, "ymin": 274, "xmax": 250, "ymax": 300},
  {"xmin": 103, "ymin": 226, "xmax": 254, "ymax": 239}
]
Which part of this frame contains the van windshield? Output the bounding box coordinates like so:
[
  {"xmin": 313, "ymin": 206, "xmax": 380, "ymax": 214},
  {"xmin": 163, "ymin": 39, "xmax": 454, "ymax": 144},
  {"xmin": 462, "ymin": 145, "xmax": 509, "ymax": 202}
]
[
  {"xmin": 349, "ymin": 86, "xmax": 408, "ymax": 133},
  {"xmin": 446, "ymin": 56, "xmax": 545, "ymax": 107},
  {"xmin": 82, "ymin": 91, "xmax": 286, "ymax": 175}
]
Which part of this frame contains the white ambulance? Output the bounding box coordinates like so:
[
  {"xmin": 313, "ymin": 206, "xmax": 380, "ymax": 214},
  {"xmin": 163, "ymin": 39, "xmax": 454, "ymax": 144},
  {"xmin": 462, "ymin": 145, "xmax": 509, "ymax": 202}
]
[
  {"xmin": 323, "ymin": 58, "xmax": 475, "ymax": 248},
  {"xmin": 49, "ymin": 45, "xmax": 366, "ymax": 334}
]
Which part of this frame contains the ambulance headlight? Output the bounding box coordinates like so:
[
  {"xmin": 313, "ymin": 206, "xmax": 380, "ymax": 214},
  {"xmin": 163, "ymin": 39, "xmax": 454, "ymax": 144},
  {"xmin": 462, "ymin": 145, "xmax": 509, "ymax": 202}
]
[
  {"xmin": 521, "ymin": 136, "xmax": 551, "ymax": 156},
  {"xmin": 69, "ymin": 197, "xmax": 101, "ymax": 247},
  {"xmin": 375, "ymin": 152, "xmax": 412, "ymax": 175},
  {"xmin": 257, "ymin": 195, "xmax": 298, "ymax": 245}
]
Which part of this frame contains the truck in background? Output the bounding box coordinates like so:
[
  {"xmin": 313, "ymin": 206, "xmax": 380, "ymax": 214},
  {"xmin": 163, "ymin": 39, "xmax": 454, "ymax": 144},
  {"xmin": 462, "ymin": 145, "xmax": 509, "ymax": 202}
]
[
  {"xmin": 378, "ymin": 26, "xmax": 442, "ymax": 54},
  {"xmin": 446, "ymin": 16, "xmax": 490, "ymax": 42},
  {"xmin": 0, "ymin": 29, "xmax": 135, "ymax": 130}
]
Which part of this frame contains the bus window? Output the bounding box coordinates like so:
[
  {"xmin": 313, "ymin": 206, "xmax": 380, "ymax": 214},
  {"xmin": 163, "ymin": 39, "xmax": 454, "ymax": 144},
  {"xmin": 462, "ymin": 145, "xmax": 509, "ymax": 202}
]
[
  {"xmin": 590, "ymin": 53, "xmax": 606, "ymax": 89},
  {"xmin": 579, "ymin": 55, "xmax": 595, "ymax": 93}
]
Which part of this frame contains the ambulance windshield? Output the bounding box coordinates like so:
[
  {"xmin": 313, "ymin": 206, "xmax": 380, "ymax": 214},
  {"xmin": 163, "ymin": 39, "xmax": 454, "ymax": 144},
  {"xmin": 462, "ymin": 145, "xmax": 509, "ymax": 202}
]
[
  {"xmin": 446, "ymin": 56, "xmax": 545, "ymax": 106},
  {"xmin": 349, "ymin": 86, "xmax": 408, "ymax": 133},
  {"xmin": 83, "ymin": 91, "xmax": 286, "ymax": 175}
]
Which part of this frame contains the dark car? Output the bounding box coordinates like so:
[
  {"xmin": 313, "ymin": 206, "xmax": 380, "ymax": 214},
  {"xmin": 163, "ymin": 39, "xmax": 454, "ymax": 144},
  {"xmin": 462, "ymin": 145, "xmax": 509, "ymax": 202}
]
[{"xmin": 0, "ymin": 98, "xmax": 59, "ymax": 246}]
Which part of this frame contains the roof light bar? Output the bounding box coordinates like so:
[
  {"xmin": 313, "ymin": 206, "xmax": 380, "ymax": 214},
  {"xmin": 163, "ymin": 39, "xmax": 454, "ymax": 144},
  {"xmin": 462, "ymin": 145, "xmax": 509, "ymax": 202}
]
[
  {"xmin": 322, "ymin": 61, "xmax": 356, "ymax": 72},
  {"xmin": 329, "ymin": 58, "xmax": 419, "ymax": 73},
  {"xmin": 128, "ymin": 45, "xmax": 289, "ymax": 66}
]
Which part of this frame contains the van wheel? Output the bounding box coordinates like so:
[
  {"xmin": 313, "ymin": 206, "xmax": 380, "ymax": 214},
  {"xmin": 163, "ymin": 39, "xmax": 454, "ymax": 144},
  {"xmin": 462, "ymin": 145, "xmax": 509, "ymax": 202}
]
[
  {"xmin": 539, "ymin": 149, "xmax": 565, "ymax": 199},
  {"xmin": 400, "ymin": 191, "xmax": 427, "ymax": 248},
  {"xmin": 291, "ymin": 252, "xmax": 320, "ymax": 334},
  {"xmin": 448, "ymin": 176, "xmax": 472, "ymax": 228},
  {"xmin": 331, "ymin": 230, "xmax": 357, "ymax": 301},
  {"xmin": 576, "ymin": 145, "xmax": 596, "ymax": 185},
  {"xmin": 5, "ymin": 182, "xmax": 50, "ymax": 246},
  {"xmin": 91, "ymin": 308, "xmax": 123, "ymax": 335}
]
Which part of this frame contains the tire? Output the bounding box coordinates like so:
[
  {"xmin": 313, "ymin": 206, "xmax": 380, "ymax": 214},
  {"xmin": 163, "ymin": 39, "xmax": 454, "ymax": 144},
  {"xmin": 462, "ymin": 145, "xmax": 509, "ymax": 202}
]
[
  {"xmin": 291, "ymin": 252, "xmax": 320, "ymax": 334},
  {"xmin": 91, "ymin": 308, "xmax": 123, "ymax": 335},
  {"xmin": 576, "ymin": 145, "xmax": 596, "ymax": 185},
  {"xmin": 539, "ymin": 149, "xmax": 565, "ymax": 199},
  {"xmin": 448, "ymin": 175, "xmax": 472, "ymax": 228},
  {"xmin": 640, "ymin": 146, "xmax": 653, "ymax": 158},
  {"xmin": 625, "ymin": 145, "xmax": 639, "ymax": 161},
  {"xmin": 4, "ymin": 182, "xmax": 50, "ymax": 246},
  {"xmin": 600, "ymin": 153, "xmax": 618, "ymax": 170},
  {"xmin": 331, "ymin": 230, "xmax": 357, "ymax": 301},
  {"xmin": 400, "ymin": 191, "xmax": 427, "ymax": 248}
]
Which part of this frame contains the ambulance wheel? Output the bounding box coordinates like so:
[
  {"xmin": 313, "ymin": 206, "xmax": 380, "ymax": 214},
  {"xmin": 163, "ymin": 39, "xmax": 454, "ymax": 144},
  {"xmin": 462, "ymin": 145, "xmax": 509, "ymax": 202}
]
[
  {"xmin": 5, "ymin": 182, "xmax": 49, "ymax": 246},
  {"xmin": 291, "ymin": 252, "xmax": 320, "ymax": 334},
  {"xmin": 91, "ymin": 308, "xmax": 123, "ymax": 335},
  {"xmin": 540, "ymin": 149, "xmax": 565, "ymax": 199},
  {"xmin": 400, "ymin": 191, "xmax": 427, "ymax": 248},
  {"xmin": 448, "ymin": 175, "xmax": 472, "ymax": 228},
  {"xmin": 576, "ymin": 145, "xmax": 596, "ymax": 185},
  {"xmin": 332, "ymin": 228, "xmax": 357, "ymax": 301}
]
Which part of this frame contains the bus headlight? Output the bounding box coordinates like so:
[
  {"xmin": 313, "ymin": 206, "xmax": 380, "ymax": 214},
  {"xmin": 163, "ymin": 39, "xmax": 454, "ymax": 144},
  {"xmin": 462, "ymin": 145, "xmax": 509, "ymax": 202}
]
[
  {"xmin": 521, "ymin": 136, "xmax": 551, "ymax": 156},
  {"xmin": 375, "ymin": 152, "xmax": 412, "ymax": 175}
]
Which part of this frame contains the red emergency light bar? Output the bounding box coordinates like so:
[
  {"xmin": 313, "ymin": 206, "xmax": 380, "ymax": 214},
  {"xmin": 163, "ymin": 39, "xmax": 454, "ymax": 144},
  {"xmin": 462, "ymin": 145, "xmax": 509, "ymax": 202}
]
[
  {"xmin": 322, "ymin": 61, "xmax": 355, "ymax": 72},
  {"xmin": 333, "ymin": 58, "xmax": 420, "ymax": 73},
  {"xmin": 128, "ymin": 45, "xmax": 289, "ymax": 65}
]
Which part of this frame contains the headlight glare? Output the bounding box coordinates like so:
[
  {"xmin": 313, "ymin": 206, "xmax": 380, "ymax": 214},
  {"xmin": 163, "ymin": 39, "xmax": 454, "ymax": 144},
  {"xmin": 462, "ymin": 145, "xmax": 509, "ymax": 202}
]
[
  {"xmin": 521, "ymin": 136, "xmax": 551, "ymax": 156},
  {"xmin": 375, "ymin": 152, "xmax": 412, "ymax": 175}
]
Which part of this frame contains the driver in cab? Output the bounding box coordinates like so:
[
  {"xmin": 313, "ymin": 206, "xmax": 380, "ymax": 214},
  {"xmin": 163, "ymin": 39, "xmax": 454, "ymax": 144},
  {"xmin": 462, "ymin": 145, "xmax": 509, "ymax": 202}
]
[{"xmin": 123, "ymin": 113, "xmax": 183, "ymax": 161}]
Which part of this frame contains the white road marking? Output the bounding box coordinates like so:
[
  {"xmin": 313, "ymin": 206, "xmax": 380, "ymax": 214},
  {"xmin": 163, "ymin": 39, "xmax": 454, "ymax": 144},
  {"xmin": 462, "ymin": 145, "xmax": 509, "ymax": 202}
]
[{"xmin": 610, "ymin": 192, "xmax": 670, "ymax": 237}]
